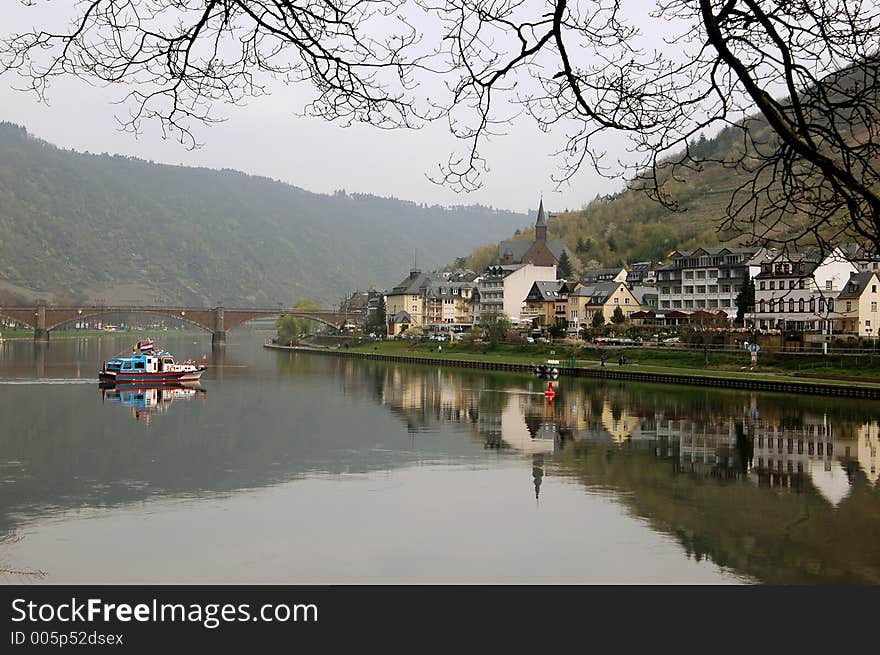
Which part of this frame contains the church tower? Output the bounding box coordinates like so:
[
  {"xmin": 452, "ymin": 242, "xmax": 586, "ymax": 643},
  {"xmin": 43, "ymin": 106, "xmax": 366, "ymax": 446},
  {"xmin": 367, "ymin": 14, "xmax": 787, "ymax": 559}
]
[{"xmin": 534, "ymin": 196, "xmax": 547, "ymax": 242}]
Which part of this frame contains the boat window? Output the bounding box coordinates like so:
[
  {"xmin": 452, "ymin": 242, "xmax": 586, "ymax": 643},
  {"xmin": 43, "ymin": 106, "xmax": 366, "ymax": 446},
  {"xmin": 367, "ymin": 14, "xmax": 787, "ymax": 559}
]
[
  {"xmin": 123, "ymin": 362, "xmax": 132, "ymax": 370},
  {"xmin": 134, "ymin": 361, "xmax": 145, "ymax": 369}
]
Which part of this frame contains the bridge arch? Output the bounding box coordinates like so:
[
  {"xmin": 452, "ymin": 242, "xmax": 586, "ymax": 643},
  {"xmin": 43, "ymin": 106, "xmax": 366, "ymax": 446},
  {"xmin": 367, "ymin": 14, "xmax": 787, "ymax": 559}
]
[
  {"xmin": 44, "ymin": 308, "xmax": 216, "ymax": 333},
  {"xmin": 0, "ymin": 308, "xmax": 38, "ymax": 330}
]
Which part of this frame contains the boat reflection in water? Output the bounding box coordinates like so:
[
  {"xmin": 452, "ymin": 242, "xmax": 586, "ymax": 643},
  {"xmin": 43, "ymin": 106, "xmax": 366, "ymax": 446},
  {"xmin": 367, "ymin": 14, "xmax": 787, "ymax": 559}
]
[{"xmin": 100, "ymin": 382, "xmax": 206, "ymax": 424}]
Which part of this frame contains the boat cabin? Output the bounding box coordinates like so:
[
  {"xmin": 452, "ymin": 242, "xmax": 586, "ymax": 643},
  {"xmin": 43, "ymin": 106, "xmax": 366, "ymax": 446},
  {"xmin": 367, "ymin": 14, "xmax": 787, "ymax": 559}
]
[{"xmin": 105, "ymin": 353, "xmax": 175, "ymax": 373}]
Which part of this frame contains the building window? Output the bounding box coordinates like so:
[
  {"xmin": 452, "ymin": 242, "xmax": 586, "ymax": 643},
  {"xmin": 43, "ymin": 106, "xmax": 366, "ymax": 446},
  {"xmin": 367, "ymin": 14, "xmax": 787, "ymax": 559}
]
[
  {"xmin": 798, "ymin": 298, "xmax": 804, "ymax": 312},
  {"xmin": 685, "ymin": 271, "xmax": 694, "ymax": 280},
  {"xmin": 760, "ymin": 281, "xmax": 766, "ymax": 290},
  {"xmin": 809, "ymin": 298, "xmax": 816, "ymax": 313},
  {"xmin": 769, "ymin": 281, "xmax": 775, "ymax": 290},
  {"xmin": 846, "ymin": 301, "xmax": 852, "ymax": 312},
  {"xmin": 788, "ymin": 299, "xmax": 794, "ymax": 313},
  {"xmin": 696, "ymin": 285, "xmax": 706, "ymax": 294},
  {"xmin": 684, "ymin": 285, "xmax": 693, "ymax": 294},
  {"xmin": 696, "ymin": 271, "xmax": 706, "ymax": 279},
  {"xmin": 799, "ymin": 279, "xmax": 805, "ymax": 289},
  {"xmin": 722, "ymin": 285, "xmax": 730, "ymax": 293},
  {"xmin": 872, "ymin": 302, "xmax": 878, "ymax": 312},
  {"xmin": 826, "ymin": 280, "xmax": 833, "ymax": 291}
]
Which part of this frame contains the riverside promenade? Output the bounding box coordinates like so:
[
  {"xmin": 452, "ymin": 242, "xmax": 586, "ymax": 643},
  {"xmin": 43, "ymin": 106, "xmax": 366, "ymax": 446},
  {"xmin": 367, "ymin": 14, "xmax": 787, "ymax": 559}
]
[{"xmin": 264, "ymin": 342, "xmax": 880, "ymax": 399}]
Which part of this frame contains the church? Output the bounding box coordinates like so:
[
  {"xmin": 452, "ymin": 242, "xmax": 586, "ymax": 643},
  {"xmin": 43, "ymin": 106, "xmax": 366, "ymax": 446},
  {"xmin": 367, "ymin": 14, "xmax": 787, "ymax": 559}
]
[{"xmin": 498, "ymin": 197, "xmax": 577, "ymax": 269}]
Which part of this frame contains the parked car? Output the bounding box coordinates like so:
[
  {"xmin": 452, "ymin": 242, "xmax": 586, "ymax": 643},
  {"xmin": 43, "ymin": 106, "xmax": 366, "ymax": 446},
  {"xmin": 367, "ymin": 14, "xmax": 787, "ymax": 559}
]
[
  {"xmin": 526, "ymin": 337, "xmax": 535, "ymax": 344},
  {"xmin": 663, "ymin": 336, "xmax": 681, "ymax": 344}
]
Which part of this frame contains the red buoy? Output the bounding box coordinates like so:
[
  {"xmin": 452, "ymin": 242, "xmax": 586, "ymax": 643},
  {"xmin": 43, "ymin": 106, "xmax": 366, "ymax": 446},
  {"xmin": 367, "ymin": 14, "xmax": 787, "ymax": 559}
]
[{"xmin": 544, "ymin": 381, "xmax": 556, "ymax": 400}]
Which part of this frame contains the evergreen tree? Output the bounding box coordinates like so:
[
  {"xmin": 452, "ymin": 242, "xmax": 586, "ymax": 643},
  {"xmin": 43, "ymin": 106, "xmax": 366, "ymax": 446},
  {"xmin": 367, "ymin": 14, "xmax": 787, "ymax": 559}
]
[
  {"xmin": 369, "ymin": 295, "xmax": 386, "ymax": 333},
  {"xmin": 612, "ymin": 306, "xmax": 626, "ymax": 324},
  {"xmin": 591, "ymin": 311, "xmax": 606, "ymax": 328},
  {"xmin": 736, "ymin": 272, "xmax": 755, "ymax": 326},
  {"xmin": 557, "ymin": 250, "xmax": 573, "ymax": 279}
]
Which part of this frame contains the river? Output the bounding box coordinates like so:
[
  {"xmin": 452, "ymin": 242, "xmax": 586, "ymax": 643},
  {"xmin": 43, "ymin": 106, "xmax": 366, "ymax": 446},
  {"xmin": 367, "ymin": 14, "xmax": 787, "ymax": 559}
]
[{"xmin": 0, "ymin": 333, "xmax": 878, "ymax": 583}]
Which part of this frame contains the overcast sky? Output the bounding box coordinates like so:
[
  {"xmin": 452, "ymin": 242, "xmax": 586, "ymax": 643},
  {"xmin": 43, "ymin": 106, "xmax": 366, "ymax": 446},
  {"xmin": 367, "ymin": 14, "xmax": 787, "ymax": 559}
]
[{"xmin": 0, "ymin": 1, "xmax": 678, "ymax": 215}]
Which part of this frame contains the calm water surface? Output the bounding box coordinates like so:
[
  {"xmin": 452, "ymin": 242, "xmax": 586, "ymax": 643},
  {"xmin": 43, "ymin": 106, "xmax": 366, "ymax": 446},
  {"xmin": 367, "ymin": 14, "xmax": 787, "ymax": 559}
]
[{"xmin": 1, "ymin": 333, "xmax": 879, "ymax": 584}]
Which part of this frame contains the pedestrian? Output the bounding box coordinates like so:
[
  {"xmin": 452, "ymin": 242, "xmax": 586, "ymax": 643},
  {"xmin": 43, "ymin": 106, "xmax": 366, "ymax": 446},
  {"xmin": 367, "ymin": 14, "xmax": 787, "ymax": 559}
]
[{"xmin": 619, "ymin": 355, "xmax": 624, "ymax": 366}]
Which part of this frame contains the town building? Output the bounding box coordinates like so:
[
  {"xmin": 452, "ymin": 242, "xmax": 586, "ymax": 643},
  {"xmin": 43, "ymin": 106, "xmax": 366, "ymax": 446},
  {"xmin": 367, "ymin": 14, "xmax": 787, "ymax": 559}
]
[
  {"xmin": 748, "ymin": 247, "xmax": 857, "ymax": 332},
  {"xmin": 626, "ymin": 261, "xmax": 658, "ymax": 286},
  {"xmin": 656, "ymin": 247, "xmax": 770, "ymax": 316},
  {"xmin": 474, "ymin": 263, "xmax": 557, "ymax": 321},
  {"xmin": 424, "ymin": 281, "xmax": 476, "ymax": 329},
  {"xmin": 834, "ymin": 271, "xmax": 880, "ymax": 336},
  {"xmin": 581, "ymin": 267, "xmax": 627, "ymax": 284},
  {"xmin": 570, "ymin": 280, "xmax": 646, "ymax": 328},
  {"xmin": 522, "ymin": 280, "xmax": 574, "ymax": 330},
  {"xmin": 385, "ymin": 269, "xmax": 433, "ymax": 336}
]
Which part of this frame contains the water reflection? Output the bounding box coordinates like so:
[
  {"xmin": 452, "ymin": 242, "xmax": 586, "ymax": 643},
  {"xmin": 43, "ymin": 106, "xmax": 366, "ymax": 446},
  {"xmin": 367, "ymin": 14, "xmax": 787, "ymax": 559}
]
[
  {"xmin": 1, "ymin": 338, "xmax": 879, "ymax": 583},
  {"xmin": 100, "ymin": 383, "xmax": 206, "ymax": 424},
  {"xmin": 299, "ymin": 357, "xmax": 880, "ymax": 583}
]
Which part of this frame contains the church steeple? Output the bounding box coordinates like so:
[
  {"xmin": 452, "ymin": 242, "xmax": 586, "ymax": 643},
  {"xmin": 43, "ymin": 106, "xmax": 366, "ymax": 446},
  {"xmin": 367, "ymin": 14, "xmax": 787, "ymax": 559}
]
[{"xmin": 535, "ymin": 196, "xmax": 547, "ymax": 242}]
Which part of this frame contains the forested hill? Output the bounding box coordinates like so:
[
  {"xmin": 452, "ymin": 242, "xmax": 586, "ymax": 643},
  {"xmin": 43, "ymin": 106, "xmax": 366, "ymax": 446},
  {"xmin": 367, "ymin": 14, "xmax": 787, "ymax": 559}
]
[{"xmin": 0, "ymin": 122, "xmax": 526, "ymax": 306}]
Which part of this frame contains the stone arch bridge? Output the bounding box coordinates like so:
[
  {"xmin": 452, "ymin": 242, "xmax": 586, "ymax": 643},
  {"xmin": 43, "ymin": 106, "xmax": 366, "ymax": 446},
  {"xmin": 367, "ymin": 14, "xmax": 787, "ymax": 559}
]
[{"xmin": 0, "ymin": 306, "xmax": 365, "ymax": 347}]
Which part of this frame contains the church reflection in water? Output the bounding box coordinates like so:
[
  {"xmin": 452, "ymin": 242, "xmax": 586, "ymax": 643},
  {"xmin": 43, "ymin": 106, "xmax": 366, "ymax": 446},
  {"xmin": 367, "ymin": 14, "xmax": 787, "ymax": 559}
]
[{"xmin": 100, "ymin": 383, "xmax": 206, "ymax": 424}]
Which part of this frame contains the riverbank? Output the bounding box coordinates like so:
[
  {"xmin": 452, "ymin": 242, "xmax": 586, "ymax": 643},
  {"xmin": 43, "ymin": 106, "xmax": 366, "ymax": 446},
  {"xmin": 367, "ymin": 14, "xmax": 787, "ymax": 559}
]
[{"xmin": 264, "ymin": 341, "xmax": 880, "ymax": 399}]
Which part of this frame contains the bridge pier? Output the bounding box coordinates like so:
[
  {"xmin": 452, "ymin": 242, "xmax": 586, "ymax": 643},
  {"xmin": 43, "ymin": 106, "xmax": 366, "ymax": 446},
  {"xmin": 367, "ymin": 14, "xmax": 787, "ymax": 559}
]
[
  {"xmin": 212, "ymin": 307, "xmax": 226, "ymax": 349},
  {"xmin": 34, "ymin": 305, "xmax": 49, "ymax": 342}
]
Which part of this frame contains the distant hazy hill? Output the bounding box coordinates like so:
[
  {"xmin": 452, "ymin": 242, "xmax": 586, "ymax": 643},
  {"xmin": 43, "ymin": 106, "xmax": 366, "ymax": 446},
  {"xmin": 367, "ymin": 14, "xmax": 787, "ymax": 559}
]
[{"xmin": 0, "ymin": 122, "xmax": 526, "ymax": 306}]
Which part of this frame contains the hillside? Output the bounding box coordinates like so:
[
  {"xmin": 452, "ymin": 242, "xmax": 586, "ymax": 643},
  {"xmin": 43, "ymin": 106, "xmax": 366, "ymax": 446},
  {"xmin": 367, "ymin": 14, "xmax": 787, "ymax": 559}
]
[
  {"xmin": 0, "ymin": 123, "xmax": 526, "ymax": 306},
  {"xmin": 460, "ymin": 122, "xmax": 768, "ymax": 274}
]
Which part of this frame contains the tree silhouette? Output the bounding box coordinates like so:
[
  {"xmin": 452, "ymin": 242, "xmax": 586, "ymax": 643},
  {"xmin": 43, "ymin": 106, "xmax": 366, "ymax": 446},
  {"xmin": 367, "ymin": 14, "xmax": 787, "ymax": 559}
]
[{"xmin": 3, "ymin": 1, "xmax": 878, "ymax": 250}]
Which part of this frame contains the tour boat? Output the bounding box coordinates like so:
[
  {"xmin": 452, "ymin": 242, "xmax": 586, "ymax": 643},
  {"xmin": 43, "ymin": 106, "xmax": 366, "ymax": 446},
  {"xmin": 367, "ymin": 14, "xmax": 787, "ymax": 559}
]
[{"xmin": 99, "ymin": 340, "xmax": 207, "ymax": 384}]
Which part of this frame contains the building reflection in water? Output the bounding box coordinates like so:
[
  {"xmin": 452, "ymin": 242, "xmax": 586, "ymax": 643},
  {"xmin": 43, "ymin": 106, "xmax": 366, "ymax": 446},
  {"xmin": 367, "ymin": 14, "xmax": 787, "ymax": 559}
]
[
  {"xmin": 359, "ymin": 363, "xmax": 879, "ymax": 502},
  {"xmin": 100, "ymin": 383, "xmax": 206, "ymax": 425}
]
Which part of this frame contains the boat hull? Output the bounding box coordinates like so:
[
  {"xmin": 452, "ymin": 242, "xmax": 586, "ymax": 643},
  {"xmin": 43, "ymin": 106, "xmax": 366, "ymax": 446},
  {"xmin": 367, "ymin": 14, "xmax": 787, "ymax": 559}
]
[{"xmin": 99, "ymin": 368, "xmax": 205, "ymax": 384}]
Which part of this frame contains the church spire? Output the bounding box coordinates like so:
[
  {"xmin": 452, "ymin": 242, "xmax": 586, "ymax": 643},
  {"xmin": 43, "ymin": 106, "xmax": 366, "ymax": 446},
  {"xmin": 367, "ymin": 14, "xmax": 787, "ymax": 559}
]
[{"xmin": 535, "ymin": 195, "xmax": 547, "ymax": 241}]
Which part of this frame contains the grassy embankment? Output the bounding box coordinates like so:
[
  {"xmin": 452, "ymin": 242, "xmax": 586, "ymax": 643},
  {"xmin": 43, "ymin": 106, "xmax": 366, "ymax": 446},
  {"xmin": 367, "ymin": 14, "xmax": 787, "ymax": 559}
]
[{"xmin": 337, "ymin": 339, "xmax": 880, "ymax": 387}]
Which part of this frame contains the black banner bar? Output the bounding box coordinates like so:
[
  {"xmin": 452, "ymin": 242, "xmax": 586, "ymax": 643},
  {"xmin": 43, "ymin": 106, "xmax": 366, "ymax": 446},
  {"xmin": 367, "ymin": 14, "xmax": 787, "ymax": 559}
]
[{"xmin": 2, "ymin": 585, "xmax": 877, "ymax": 651}]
